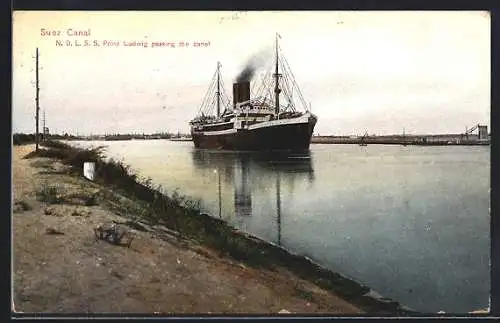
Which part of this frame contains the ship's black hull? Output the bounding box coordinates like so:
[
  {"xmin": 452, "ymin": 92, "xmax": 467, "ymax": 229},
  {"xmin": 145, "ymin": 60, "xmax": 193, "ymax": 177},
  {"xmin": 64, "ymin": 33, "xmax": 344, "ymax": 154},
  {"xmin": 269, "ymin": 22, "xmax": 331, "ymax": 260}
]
[{"xmin": 192, "ymin": 116, "xmax": 317, "ymax": 151}]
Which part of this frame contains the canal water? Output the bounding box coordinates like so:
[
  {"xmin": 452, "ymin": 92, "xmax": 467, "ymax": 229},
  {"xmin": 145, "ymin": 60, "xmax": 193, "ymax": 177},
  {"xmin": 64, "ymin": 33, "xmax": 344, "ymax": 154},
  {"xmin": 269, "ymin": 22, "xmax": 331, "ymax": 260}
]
[{"xmin": 69, "ymin": 140, "xmax": 490, "ymax": 314}]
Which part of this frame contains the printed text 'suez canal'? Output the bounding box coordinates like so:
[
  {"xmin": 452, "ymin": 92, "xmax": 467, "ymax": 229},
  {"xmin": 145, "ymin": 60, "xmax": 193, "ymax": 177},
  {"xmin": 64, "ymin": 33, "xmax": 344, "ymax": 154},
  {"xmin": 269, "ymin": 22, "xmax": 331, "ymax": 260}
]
[{"xmin": 55, "ymin": 39, "xmax": 211, "ymax": 48}]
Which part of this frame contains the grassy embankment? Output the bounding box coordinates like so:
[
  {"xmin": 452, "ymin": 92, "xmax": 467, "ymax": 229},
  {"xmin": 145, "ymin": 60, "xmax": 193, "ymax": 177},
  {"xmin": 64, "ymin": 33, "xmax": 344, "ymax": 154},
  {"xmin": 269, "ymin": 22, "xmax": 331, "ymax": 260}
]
[
  {"xmin": 26, "ymin": 140, "xmax": 416, "ymax": 315},
  {"xmin": 13, "ymin": 133, "xmax": 36, "ymax": 145}
]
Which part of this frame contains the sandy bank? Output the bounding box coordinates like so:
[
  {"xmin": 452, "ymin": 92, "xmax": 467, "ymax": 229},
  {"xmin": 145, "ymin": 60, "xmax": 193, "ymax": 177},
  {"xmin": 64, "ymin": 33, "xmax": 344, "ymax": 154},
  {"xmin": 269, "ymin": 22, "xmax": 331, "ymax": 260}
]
[{"xmin": 12, "ymin": 144, "xmax": 364, "ymax": 314}]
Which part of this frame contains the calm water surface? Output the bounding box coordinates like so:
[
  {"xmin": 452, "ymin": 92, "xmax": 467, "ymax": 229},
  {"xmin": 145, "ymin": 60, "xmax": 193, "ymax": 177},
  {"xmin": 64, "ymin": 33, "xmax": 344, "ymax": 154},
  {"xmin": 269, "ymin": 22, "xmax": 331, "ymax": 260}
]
[{"xmin": 70, "ymin": 140, "xmax": 490, "ymax": 313}]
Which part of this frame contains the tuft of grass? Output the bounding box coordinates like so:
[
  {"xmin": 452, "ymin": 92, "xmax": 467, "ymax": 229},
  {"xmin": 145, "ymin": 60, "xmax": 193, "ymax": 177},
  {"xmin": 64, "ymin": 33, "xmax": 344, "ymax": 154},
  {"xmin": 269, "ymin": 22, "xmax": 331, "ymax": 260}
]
[
  {"xmin": 45, "ymin": 227, "xmax": 64, "ymax": 235},
  {"xmin": 83, "ymin": 193, "xmax": 98, "ymax": 206},
  {"xmin": 40, "ymin": 140, "xmax": 72, "ymax": 150},
  {"xmin": 13, "ymin": 200, "xmax": 32, "ymax": 213},
  {"xmin": 29, "ymin": 159, "xmax": 54, "ymax": 169},
  {"xmin": 293, "ymin": 285, "xmax": 315, "ymax": 302},
  {"xmin": 94, "ymin": 223, "xmax": 134, "ymax": 247},
  {"xmin": 123, "ymin": 220, "xmax": 148, "ymax": 232},
  {"xmin": 35, "ymin": 183, "xmax": 60, "ymax": 204},
  {"xmin": 182, "ymin": 198, "xmax": 202, "ymax": 216}
]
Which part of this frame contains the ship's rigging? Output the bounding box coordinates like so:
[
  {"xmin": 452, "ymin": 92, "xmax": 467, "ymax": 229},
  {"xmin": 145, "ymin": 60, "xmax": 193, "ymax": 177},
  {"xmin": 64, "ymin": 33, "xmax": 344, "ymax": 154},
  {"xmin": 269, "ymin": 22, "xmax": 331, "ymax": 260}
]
[
  {"xmin": 197, "ymin": 62, "xmax": 232, "ymax": 119},
  {"xmin": 195, "ymin": 34, "xmax": 310, "ymax": 120}
]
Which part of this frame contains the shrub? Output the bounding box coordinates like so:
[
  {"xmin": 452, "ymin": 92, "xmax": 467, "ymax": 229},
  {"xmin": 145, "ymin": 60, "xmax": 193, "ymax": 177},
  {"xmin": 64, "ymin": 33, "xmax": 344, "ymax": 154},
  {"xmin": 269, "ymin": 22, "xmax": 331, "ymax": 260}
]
[
  {"xmin": 13, "ymin": 200, "xmax": 32, "ymax": 213},
  {"xmin": 13, "ymin": 133, "xmax": 35, "ymax": 145},
  {"xmin": 36, "ymin": 183, "xmax": 60, "ymax": 204},
  {"xmin": 40, "ymin": 140, "xmax": 72, "ymax": 150}
]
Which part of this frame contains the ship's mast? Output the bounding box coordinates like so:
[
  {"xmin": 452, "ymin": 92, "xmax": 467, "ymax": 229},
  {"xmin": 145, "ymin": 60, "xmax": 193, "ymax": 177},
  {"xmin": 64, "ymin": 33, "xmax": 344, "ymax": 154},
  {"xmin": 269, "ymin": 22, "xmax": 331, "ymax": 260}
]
[
  {"xmin": 216, "ymin": 61, "xmax": 221, "ymax": 118},
  {"xmin": 274, "ymin": 33, "xmax": 281, "ymax": 117}
]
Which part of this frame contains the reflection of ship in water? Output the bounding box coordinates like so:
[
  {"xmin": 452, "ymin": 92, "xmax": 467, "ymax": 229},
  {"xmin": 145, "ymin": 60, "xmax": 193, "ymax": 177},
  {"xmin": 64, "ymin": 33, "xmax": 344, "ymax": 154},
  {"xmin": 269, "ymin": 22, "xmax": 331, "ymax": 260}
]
[
  {"xmin": 276, "ymin": 171, "xmax": 282, "ymax": 245},
  {"xmin": 233, "ymin": 157, "xmax": 252, "ymax": 216},
  {"xmin": 191, "ymin": 149, "xmax": 315, "ymax": 245},
  {"xmin": 191, "ymin": 149, "xmax": 315, "ymax": 218}
]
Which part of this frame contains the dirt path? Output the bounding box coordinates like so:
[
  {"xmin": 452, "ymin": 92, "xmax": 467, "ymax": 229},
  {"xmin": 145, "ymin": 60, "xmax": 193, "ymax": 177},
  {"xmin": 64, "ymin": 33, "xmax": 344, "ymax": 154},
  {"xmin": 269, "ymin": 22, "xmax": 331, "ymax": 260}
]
[{"xmin": 12, "ymin": 144, "xmax": 363, "ymax": 314}]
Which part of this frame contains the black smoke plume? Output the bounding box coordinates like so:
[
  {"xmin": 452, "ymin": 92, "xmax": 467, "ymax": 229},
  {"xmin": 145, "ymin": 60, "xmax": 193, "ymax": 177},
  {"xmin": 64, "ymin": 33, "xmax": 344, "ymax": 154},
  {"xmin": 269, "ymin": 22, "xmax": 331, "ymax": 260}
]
[
  {"xmin": 235, "ymin": 47, "xmax": 272, "ymax": 83},
  {"xmin": 236, "ymin": 65, "xmax": 255, "ymax": 83}
]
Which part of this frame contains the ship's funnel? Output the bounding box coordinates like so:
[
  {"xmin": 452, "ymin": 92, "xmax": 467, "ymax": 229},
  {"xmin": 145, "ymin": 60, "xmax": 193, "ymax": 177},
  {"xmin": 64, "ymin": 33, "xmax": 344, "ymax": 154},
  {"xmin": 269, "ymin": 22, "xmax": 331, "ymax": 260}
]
[{"xmin": 233, "ymin": 82, "xmax": 250, "ymax": 109}]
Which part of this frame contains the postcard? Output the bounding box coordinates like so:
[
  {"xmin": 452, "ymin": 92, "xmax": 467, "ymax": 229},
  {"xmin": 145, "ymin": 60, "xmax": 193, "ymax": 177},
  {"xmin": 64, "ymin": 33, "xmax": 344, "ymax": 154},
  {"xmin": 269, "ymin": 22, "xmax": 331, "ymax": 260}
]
[{"xmin": 12, "ymin": 10, "xmax": 490, "ymax": 316}]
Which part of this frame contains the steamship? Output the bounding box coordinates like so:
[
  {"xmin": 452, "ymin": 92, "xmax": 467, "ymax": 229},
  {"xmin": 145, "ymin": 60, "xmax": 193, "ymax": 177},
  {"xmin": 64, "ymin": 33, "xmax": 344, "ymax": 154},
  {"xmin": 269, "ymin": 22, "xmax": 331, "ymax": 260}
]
[{"xmin": 189, "ymin": 34, "xmax": 317, "ymax": 151}]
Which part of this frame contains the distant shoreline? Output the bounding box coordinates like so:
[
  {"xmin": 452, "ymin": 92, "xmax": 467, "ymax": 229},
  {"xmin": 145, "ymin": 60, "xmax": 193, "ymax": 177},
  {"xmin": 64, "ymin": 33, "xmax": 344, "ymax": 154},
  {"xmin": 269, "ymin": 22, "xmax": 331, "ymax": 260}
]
[
  {"xmin": 311, "ymin": 135, "xmax": 490, "ymax": 146},
  {"xmin": 13, "ymin": 133, "xmax": 490, "ymax": 146}
]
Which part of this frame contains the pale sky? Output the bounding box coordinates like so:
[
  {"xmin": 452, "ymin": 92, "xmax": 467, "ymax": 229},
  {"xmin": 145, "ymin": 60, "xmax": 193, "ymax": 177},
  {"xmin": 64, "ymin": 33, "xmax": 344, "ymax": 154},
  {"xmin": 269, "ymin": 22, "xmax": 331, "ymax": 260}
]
[{"xmin": 12, "ymin": 11, "xmax": 490, "ymax": 136}]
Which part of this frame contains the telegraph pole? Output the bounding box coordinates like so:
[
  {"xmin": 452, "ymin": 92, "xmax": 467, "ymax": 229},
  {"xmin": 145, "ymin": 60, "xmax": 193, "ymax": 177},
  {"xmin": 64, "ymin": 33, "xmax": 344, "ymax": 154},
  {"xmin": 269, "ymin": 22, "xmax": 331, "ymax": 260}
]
[
  {"xmin": 43, "ymin": 109, "xmax": 46, "ymax": 141},
  {"xmin": 35, "ymin": 48, "xmax": 40, "ymax": 151}
]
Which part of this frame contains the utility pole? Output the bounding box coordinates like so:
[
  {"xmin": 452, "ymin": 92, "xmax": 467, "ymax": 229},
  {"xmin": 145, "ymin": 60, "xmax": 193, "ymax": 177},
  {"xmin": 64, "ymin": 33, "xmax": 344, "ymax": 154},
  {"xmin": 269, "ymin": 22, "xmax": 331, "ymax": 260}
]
[
  {"xmin": 43, "ymin": 109, "xmax": 46, "ymax": 141},
  {"xmin": 35, "ymin": 48, "xmax": 40, "ymax": 151}
]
